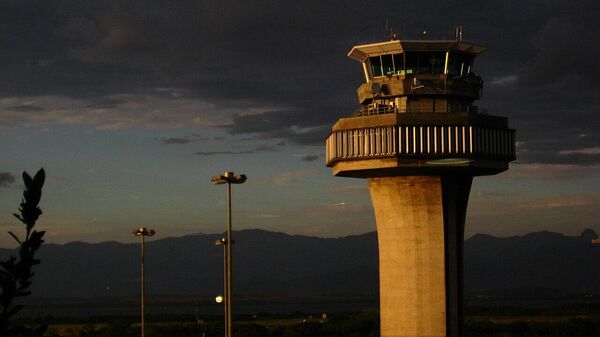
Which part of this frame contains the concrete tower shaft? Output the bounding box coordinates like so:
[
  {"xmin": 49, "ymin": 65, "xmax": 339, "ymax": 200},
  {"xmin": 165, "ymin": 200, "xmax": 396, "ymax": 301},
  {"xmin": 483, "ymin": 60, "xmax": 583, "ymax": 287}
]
[{"xmin": 326, "ymin": 38, "xmax": 515, "ymax": 337}]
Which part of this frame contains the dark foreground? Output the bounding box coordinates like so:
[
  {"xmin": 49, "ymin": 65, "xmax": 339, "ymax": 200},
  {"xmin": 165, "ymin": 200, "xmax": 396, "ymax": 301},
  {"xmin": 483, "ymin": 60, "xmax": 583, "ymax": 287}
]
[{"xmin": 21, "ymin": 303, "xmax": 600, "ymax": 337}]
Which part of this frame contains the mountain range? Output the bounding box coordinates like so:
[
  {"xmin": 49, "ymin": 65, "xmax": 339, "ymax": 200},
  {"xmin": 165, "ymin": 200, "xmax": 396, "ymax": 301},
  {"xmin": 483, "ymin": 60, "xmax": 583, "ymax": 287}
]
[{"xmin": 1, "ymin": 228, "xmax": 599, "ymax": 301}]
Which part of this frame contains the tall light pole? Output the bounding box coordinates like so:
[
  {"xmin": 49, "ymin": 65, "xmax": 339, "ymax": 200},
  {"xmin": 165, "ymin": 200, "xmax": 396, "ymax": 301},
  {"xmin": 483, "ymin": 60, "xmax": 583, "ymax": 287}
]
[
  {"xmin": 212, "ymin": 171, "xmax": 247, "ymax": 337},
  {"xmin": 214, "ymin": 236, "xmax": 228, "ymax": 337},
  {"xmin": 132, "ymin": 227, "xmax": 155, "ymax": 337}
]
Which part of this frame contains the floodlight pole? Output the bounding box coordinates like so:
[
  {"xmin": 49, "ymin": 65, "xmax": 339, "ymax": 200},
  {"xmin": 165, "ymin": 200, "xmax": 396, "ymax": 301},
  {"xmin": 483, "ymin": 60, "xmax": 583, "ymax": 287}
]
[
  {"xmin": 226, "ymin": 180, "xmax": 233, "ymax": 337},
  {"xmin": 215, "ymin": 237, "xmax": 228, "ymax": 337},
  {"xmin": 212, "ymin": 172, "xmax": 246, "ymax": 337},
  {"xmin": 132, "ymin": 227, "xmax": 155, "ymax": 337}
]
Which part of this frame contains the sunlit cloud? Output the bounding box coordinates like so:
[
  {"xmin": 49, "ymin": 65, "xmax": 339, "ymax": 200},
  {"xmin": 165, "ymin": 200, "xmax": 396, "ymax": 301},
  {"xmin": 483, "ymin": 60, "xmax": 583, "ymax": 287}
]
[
  {"xmin": 327, "ymin": 184, "xmax": 369, "ymax": 195},
  {"xmin": 515, "ymin": 195, "xmax": 598, "ymax": 209},
  {"xmin": 469, "ymin": 194, "xmax": 600, "ymax": 216},
  {"xmin": 0, "ymin": 94, "xmax": 273, "ymax": 130},
  {"xmin": 490, "ymin": 74, "xmax": 518, "ymax": 86},
  {"xmin": 249, "ymin": 214, "xmax": 280, "ymax": 219},
  {"xmin": 299, "ymin": 154, "xmax": 319, "ymax": 162},
  {"xmin": 255, "ymin": 169, "xmax": 321, "ymax": 187},
  {"xmin": 559, "ymin": 147, "xmax": 600, "ymax": 155},
  {"xmin": 506, "ymin": 163, "xmax": 600, "ymax": 180}
]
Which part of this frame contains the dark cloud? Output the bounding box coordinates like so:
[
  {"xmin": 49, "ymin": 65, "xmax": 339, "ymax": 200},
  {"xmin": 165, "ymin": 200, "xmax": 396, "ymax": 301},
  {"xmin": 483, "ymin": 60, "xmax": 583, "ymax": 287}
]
[
  {"xmin": 1, "ymin": 0, "xmax": 598, "ymax": 160},
  {"xmin": 161, "ymin": 134, "xmax": 215, "ymax": 144},
  {"xmin": 194, "ymin": 142, "xmax": 285, "ymax": 156},
  {"xmin": 195, "ymin": 150, "xmax": 254, "ymax": 156},
  {"xmin": 161, "ymin": 137, "xmax": 193, "ymax": 144},
  {"xmin": 5, "ymin": 105, "xmax": 44, "ymax": 112},
  {"xmin": 224, "ymin": 109, "xmax": 333, "ymax": 145},
  {"xmin": 0, "ymin": 173, "xmax": 16, "ymax": 188},
  {"xmin": 301, "ymin": 155, "xmax": 319, "ymax": 162},
  {"xmin": 254, "ymin": 145, "xmax": 279, "ymax": 152}
]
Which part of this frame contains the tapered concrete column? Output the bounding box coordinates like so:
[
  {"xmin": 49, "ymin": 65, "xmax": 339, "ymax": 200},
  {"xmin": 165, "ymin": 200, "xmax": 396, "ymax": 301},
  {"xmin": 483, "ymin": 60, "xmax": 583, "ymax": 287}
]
[{"xmin": 368, "ymin": 175, "xmax": 472, "ymax": 337}]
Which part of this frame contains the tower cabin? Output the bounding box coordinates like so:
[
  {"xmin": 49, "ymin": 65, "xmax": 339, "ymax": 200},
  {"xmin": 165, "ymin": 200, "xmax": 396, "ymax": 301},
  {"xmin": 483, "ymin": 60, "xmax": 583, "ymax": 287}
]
[
  {"xmin": 326, "ymin": 39, "xmax": 515, "ymax": 178},
  {"xmin": 350, "ymin": 39, "xmax": 485, "ymax": 114}
]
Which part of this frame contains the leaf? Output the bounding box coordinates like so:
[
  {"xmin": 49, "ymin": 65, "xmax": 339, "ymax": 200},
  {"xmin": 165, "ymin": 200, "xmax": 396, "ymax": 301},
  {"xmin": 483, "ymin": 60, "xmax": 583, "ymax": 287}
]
[
  {"xmin": 12, "ymin": 214, "xmax": 24, "ymax": 224},
  {"xmin": 7, "ymin": 304, "xmax": 24, "ymax": 317},
  {"xmin": 32, "ymin": 169, "xmax": 45, "ymax": 189},
  {"xmin": 22, "ymin": 172, "xmax": 32, "ymax": 191},
  {"xmin": 8, "ymin": 232, "xmax": 22, "ymax": 244},
  {"xmin": 29, "ymin": 324, "xmax": 48, "ymax": 337}
]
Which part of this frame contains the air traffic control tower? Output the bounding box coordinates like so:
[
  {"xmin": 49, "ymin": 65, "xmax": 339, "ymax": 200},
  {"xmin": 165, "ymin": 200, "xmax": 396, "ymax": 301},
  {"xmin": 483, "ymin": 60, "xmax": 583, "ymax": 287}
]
[{"xmin": 325, "ymin": 35, "xmax": 515, "ymax": 337}]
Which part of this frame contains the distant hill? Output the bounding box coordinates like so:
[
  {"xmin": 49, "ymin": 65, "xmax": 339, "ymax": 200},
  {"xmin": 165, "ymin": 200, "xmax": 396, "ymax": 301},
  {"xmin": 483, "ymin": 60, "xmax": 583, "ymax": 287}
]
[
  {"xmin": 1, "ymin": 228, "xmax": 599, "ymax": 301},
  {"xmin": 464, "ymin": 228, "xmax": 600, "ymax": 299}
]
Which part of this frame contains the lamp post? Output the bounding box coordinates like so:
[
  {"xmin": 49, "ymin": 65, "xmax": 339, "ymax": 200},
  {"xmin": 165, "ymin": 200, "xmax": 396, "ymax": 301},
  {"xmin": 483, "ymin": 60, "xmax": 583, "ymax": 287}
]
[
  {"xmin": 212, "ymin": 171, "xmax": 247, "ymax": 337},
  {"xmin": 132, "ymin": 227, "xmax": 155, "ymax": 337},
  {"xmin": 214, "ymin": 236, "xmax": 228, "ymax": 337}
]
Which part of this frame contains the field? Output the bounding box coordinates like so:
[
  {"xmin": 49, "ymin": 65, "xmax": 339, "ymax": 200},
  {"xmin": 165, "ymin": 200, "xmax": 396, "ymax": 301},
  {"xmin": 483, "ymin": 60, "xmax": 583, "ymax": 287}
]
[{"xmin": 22, "ymin": 304, "xmax": 600, "ymax": 337}]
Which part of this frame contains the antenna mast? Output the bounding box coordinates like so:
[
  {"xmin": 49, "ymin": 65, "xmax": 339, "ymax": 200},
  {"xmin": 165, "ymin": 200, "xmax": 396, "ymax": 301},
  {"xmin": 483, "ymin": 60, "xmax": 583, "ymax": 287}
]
[
  {"xmin": 384, "ymin": 19, "xmax": 398, "ymax": 40},
  {"xmin": 455, "ymin": 24, "xmax": 464, "ymax": 42}
]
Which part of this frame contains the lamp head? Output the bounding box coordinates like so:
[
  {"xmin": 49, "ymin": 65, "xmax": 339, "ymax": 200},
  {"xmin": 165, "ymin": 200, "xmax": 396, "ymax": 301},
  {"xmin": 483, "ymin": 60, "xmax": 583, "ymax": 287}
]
[
  {"xmin": 211, "ymin": 172, "xmax": 247, "ymax": 184},
  {"xmin": 132, "ymin": 227, "xmax": 156, "ymax": 236}
]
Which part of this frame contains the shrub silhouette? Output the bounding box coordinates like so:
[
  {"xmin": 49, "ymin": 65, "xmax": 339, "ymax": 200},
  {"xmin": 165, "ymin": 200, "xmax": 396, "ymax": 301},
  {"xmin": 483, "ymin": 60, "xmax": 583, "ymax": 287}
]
[{"xmin": 0, "ymin": 169, "xmax": 46, "ymax": 337}]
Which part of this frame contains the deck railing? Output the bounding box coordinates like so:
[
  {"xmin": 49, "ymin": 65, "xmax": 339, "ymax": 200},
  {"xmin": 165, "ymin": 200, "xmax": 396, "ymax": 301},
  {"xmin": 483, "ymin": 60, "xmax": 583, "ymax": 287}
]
[{"xmin": 326, "ymin": 125, "xmax": 515, "ymax": 166}]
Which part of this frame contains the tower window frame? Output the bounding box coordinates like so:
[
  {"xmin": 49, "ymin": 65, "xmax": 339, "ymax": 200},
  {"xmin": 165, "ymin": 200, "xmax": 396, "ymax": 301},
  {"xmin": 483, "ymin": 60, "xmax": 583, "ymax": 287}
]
[{"xmin": 369, "ymin": 53, "xmax": 406, "ymax": 78}]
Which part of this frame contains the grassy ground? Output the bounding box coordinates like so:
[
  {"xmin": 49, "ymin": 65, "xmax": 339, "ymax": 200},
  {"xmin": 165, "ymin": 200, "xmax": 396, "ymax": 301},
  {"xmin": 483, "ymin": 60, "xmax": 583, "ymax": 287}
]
[{"xmin": 30, "ymin": 305, "xmax": 600, "ymax": 336}]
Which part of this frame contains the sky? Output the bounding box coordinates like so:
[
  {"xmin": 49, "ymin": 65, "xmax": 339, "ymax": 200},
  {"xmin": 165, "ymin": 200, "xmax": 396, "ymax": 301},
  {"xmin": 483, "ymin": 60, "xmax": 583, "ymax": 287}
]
[{"xmin": 0, "ymin": 1, "xmax": 599, "ymax": 247}]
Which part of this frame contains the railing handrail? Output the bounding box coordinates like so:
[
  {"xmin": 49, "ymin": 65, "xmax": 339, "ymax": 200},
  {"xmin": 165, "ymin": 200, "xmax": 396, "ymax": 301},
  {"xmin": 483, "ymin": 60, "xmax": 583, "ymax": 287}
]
[{"xmin": 352, "ymin": 106, "xmax": 487, "ymax": 117}]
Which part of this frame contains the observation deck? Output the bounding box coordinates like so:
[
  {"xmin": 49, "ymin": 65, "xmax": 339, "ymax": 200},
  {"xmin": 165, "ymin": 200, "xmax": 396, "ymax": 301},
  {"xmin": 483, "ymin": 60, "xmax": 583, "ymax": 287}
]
[{"xmin": 326, "ymin": 38, "xmax": 516, "ymax": 178}]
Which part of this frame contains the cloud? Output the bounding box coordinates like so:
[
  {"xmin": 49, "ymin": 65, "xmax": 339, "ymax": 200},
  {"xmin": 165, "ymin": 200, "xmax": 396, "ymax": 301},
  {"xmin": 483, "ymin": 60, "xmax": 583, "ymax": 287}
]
[
  {"xmin": 300, "ymin": 155, "xmax": 319, "ymax": 162},
  {"xmin": 0, "ymin": 173, "xmax": 16, "ymax": 188},
  {"xmin": 520, "ymin": 18, "xmax": 600, "ymax": 88},
  {"xmin": 0, "ymin": 0, "xmax": 598, "ymax": 150},
  {"xmin": 507, "ymin": 163, "xmax": 600, "ymax": 180},
  {"xmin": 249, "ymin": 214, "xmax": 280, "ymax": 219},
  {"xmin": 489, "ymin": 74, "xmax": 518, "ymax": 86},
  {"xmin": 4, "ymin": 104, "xmax": 45, "ymax": 112},
  {"xmin": 559, "ymin": 147, "xmax": 600, "ymax": 155},
  {"xmin": 327, "ymin": 184, "xmax": 369, "ymax": 195},
  {"xmin": 257, "ymin": 169, "xmax": 321, "ymax": 187},
  {"xmin": 160, "ymin": 134, "xmax": 220, "ymax": 144},
  {"xmin": 0, "ymin": 94, "xmax": 234, "ymax": 129},
  {"xmin": 468, "ymin": 194, "xmax": 600, "ymax": 217},
  {"xmin": 515, "ymin": 195, "xmax": 597, "ymax": 209},
  {"xmin": 254, "ymin": 144, "xmax": 280, "ymax": 152},
  {"xmin": 195, "ymin": 150, "xmax": 254, "ymax": 156},
  {"xmin": 223, "ymin": 110, "xmax": 334, "ymax": 145},
  {"xmin": 193, "ymin": 142, "xmax": 285, "ymax": 156},
  {"xmin": 161, "ymin": 137, "xmax": 193, "ymax": 144}
]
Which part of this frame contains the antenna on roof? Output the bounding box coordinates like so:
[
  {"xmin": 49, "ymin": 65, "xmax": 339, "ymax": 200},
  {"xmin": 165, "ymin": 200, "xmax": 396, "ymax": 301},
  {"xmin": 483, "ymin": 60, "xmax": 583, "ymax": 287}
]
[
  {"xmin": 384, "ymin": 19, "xmax": 398, "ymax": 40},
  {"xmin": 455, "ymin": 24, "xmax": 464, "ymax": 42}
]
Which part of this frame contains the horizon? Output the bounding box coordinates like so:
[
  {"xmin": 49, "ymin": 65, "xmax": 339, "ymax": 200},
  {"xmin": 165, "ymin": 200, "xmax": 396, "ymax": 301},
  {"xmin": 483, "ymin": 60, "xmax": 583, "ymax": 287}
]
[{"xmin": 0, "ymin": 227, "xmax": 597, "ymax": 249}]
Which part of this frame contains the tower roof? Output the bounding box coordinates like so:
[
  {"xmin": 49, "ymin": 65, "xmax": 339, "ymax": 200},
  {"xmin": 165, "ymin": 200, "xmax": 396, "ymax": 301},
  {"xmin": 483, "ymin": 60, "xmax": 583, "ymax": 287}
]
[{"xmin": 348, "ymin": 40, "xmax": 487, "ymax": 62}]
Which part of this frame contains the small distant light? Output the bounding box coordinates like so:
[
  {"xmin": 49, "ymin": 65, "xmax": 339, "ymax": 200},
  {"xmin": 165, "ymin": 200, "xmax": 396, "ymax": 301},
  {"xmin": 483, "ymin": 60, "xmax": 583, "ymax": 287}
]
[{"xmin": 215, "ymin": 295, "xmax": 223, "ymax": 303}]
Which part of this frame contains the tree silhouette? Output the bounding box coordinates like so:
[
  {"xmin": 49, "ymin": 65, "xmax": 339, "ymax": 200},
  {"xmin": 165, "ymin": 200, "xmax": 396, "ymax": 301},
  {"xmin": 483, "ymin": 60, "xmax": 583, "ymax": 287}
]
[{"xmin": 0, "ymin": 169, "xmax": 46, "ymax": 337}]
